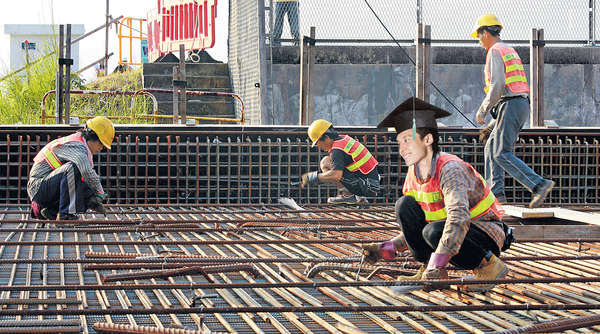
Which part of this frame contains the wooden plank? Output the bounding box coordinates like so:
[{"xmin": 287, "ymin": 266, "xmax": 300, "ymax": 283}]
[
  {"xmin": 513, "ymin": 225, "xmax": 600, "ymax": 240},
  {"xmin": 502, "ymin": 205, "xmax": 554, "ymax": 219},
  {"xmin": 552, "ymin": 208, "xmax": 600, "ymax": 226}
]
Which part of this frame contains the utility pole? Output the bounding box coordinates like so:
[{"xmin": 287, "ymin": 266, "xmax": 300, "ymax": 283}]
[{"xmin": 104, "ymin": 0, "xmax": 110, "ymax": 75}]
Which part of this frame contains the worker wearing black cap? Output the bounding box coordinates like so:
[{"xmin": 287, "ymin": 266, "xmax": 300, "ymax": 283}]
[{"xmin": 362, "ymin": 97, "xmax": 512, "ymax": 291}]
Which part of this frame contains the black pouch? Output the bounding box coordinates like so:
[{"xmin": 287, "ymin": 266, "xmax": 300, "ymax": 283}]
[
  {"xmin": 489, "ymin": 104, "xmax": 500, "ymax": 119},
  {"xmin": 500, "ymin": 222, "xmax": 514, "ymax": 251}
]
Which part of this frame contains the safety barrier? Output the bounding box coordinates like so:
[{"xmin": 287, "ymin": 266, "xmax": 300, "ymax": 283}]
[
  {"xmin": 40, "ymin": 90, "xmax": 158, "ymax": 124},
  {"xmin": 147, "ymin": 0, "xmax": 218, "ymax": 63}
]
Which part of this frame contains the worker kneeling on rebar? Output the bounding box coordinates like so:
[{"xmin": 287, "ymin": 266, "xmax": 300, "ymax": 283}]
[
  {"xmin": 362, "ymin": 98, "xmax": 513, "ymax": 291},
  {"xmin": 28, "ymin": 116, "xmax": 114, "ymax": 221},
  {"xmin": 301, "ymin": 119, "xmax": 381, "ymax": 204}
]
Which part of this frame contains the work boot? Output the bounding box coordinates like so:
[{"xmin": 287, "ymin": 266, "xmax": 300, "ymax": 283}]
[
  {"xmin": 529, "ymin": 179, "xmax": 555, "ymax": 208},
  {"xmin": 464, "ymin": 254, "xmax": 508, "ymax": 292},
  {"xmin": 56, "ymin": 213, "xmax": 79, "ymax": 221},
  {"xmin": 40, "ymin": 207, "xmax": 57, "ymax": 220},
  {"xmin": 327, "ymin": 193, "xmax": 360, "ymax": 205}
]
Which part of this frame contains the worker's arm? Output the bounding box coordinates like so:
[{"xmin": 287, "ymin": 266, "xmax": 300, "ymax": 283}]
[
  {"xmin": 435, "ymin": 161, "xmax": 474, "ymax": 258},
  {"xmin": 476, "ymin": 48, "xmax": 505, "ymax": 117},
  {"xmin": 317, "ymin": 169, "xmax": 342, "ymax": 183},
  {"xmin": 59, "ymin": 143, "xmax": 104, "ymax": 194}
]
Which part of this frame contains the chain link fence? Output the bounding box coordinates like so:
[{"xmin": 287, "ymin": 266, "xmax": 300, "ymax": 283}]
[{"xmin": 271, "ymin": 0, "xmax": 596, "ymax": 43}]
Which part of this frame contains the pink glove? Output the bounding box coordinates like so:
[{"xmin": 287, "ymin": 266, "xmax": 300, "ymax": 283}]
[{"xmin": 427, "ymin": 252, "xmax": 451, "ymax": 269}]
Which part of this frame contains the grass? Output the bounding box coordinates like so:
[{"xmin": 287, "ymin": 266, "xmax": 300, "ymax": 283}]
[{"xmin": 0, "ymin": 48, "xmax": 152, "ymax": 125}]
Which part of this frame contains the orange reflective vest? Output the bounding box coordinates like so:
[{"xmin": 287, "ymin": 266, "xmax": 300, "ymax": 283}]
[
  {"xmin": 403, "ymin": 153, "xmax": 504, "ymax": 222},
  {"xmin": 329, "ymin": 135, "xmax": 378, "ymax": 175},
  {"xmin": 484, "ymin": 43, "xmax": 529, "ymax": 95},
  {"xmin": 33, "ymin": 133, "xmax": 93, "ymax": 170}
]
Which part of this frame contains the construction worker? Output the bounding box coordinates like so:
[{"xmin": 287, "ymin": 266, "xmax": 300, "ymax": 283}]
[
  {"xmin": 302, "ymin": 119, "xmax": 380, "ymax": 204},
  {"xmin": 472, "ymin": 14, "xmax": 554, "ymax": 208},
  {"xmin": 28, "ymin": 116, "xmax": 114, "ymax": 220},
  {"xmin": 362, "ymin": 97, "xmax": 513, "ymax": 291}
]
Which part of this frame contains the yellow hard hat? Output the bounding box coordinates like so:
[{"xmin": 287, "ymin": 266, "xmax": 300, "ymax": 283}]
[
  {"xmin": 470, "ymin": 14, "xmax": 502, "ymax": 38},
  {"xmin": 307, "ymin": 119, "xmax": 332, "ymax": 147},
  {"xmin": 86, "ymin": 116, "xmax": 115, "ymax": 149}
]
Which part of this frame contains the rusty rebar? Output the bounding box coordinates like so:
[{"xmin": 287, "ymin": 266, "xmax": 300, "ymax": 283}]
[
  {"xmin": 1, "ymin": 276, "xmax": 600, "ymax": 292},
  {"xmin": 2, "ymin": 218, "xmax": 391, "ymax": 226},
  {"xmin": 101, "ymin": 264, "xmax": 260, "ymax": 283},
  {"xmin": 0, "ymin": 238, "xmax": 384, "ymax": 246},
  {"xmin": 2, "ymin": 303, "xmax": 600, "ymax": 316},
  {"xmin": 93, "ymin": 322, "xmax": 203, "ymax": 334},
  {"xmin": 0, "ymin": 298, "xmax": 81, "ymax": 305}
]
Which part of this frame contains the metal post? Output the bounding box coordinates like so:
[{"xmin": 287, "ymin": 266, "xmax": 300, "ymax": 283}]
[
  {"xmin": 55, "ymin": 25, "xmax": 64, "ymax": 124},
  {"xmin": 172, "ymin": 66, "xmax": 180, "ymax": 124},
  {"xmin": 64, "ymin": 24, "xmax": 72, "ymax": 124},
  {"xmin": 530, "ymin": 28, "xmax": 545, "ymax": 127},
  {"xmin": 104, "ymin": 0, "xmax": 110, "ymax": 76},
  {"xmin": 590, "ymin": 0, "xmax": 596, "ymax": 46},
  {"xmin": 299, "ymin": 27, "xmax": 315, "ymax": 125},
  {"xmin": 416, "ymin": 0, "xmax": 423, "ymax": 24},
  {"xmin": 178, "ymin": 44, "xmax": 186, "ymax": 124},
  {"xmin": 415, "ymin": 24, "xmax": 430, "ymax": 101}
]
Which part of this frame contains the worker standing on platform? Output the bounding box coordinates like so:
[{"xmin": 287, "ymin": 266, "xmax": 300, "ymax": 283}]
[
  {"xmin": 301, "ymin": 119, "xmax": 381, "ymax": 204},
  {"xmin": 362, "ymin": 98, "xmax": 513, "ymax": 291},
  {"xmin": 28, "ymin": 116, "xmax": 114, "ymax": 220},
  {"xmin": 473, "ymin": 14, "xmax": 554, "ymax": 208}
]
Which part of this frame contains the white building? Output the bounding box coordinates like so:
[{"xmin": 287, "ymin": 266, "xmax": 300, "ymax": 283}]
[{"xmin": 4, "ymin": 24, "xmax": 85, "ymax": 72}]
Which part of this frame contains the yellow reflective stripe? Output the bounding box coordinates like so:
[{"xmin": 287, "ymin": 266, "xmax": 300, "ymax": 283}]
[
  {"xmin": 505, "ymin": 75, "xmax": 527, "ymax": 84},
  {"xmin": 405, "ymin": 189, "xmax": 443, "ymax": 203},
  {"xmin": 502, "ymin": 53, "xmax": 518, "ymax": 61},
  {"xmin": 343, "ymin": 138, "xmax": 356, "ymax": 152},
  {"xmin": 351, "ymin": 144, "xmax": 365, "ymax": 159},
  {"xmin": 424, "ymin": 208, "xmax": 447, "ymax": 221},
  {"xmin": 44, "ymin": 150, "xmax": 62, "ymax": 169},
  {"xmin": 505, "ymin": 64, "xmax": 524, "ymax": 73},
  {"xmin": 470, "ymin": 190, "xmax": 496, "ymax": 219},
  {"xmin": 347, "ymin": 151, "xmax": 372, "ymax": 172}
]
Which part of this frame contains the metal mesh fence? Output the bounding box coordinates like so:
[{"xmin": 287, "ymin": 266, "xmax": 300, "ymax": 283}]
[
  {"xmin": 228, "ymin": 0, "xmax": 264, "ymax": 124},
  {"xmin": 270, "ymin": 0, "xmax": 595, "ymax": 43},
  {"xmin": 1, "ymin": 127, "xmax": 599, "ymax": 206}
]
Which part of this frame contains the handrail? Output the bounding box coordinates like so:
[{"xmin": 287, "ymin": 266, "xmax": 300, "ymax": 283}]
[
  {"xmin": 134, "ymin": 88, "xmax": 245, "ymax": 124},
  {"xmin": 118, "ymin": 17, "xmax": 147, "ymax": 66},
  {"xmin": 40, "ymin": 89, "xmax": 158, "ymax": 124}
]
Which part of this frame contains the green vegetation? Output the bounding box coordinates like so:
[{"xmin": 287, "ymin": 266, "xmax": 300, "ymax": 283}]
[{"xmin": 0, "ymin": 50, "xmax": 151, "ymax": 125}]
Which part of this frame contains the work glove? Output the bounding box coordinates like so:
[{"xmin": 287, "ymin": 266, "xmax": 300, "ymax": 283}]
[
  {"xmin": 87, "ymin": 196, "xmax": 106, "ymax": 216},
  {"xmin": 96, "ymin": 192, "xmax": 108, "ymax": 203},
  {"xmin": 361, "ymin": 240, "xmax": 398, "ymax": 264},
  {"xmin": 479, "ymin": 120, "xmax": 496, "ymax": 144},
  {"xmin": 301, "ymin": 171, "xmax": 320, "ymax": 188},
  {"xmin": 422, "ymin": 253, "xmax": 450, "ymax": 290}
]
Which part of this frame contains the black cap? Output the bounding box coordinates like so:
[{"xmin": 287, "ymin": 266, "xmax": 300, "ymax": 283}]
[{"xmin": 377, "ymin": 96, "xmax": 451, "ymax": 133}]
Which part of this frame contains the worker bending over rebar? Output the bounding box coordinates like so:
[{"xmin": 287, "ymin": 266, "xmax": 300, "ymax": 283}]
[
  {"xmin": 301, "ymin": 119, "xmax": 381, "ymax": 204},
  {"xmin": 28, "ymin": 116, "xmax": 113, "ymax": 220}
]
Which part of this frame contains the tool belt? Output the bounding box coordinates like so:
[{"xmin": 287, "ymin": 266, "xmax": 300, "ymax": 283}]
[{"xmin": 489, "ymin": 95, "xmax": 529, "ymax": 119}]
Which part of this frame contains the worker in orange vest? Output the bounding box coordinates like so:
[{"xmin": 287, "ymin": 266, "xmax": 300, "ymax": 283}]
[
  {"xmin": 28, "ymin": 116, "xmax": 114, "ymax": 220},
  {"xmin": 362, "ymin": 97, "xmax": 513, "ymax": 291},
  {"xmin": 473, "ymin": 14, "xmax": 554, "ymax": 208},
  {"xmin": 301, "ymin": 119, "xmax": 381, "ymax": 204}
]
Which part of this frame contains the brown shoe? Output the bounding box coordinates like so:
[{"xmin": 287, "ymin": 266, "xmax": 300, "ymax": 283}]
[
  {"xmin": 396, "ymin": 265, "xmax": 426, "ymax": 281},
  {"xmin": 464, "ymin": 254, "xmax": 509, "ymax": 292}
]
